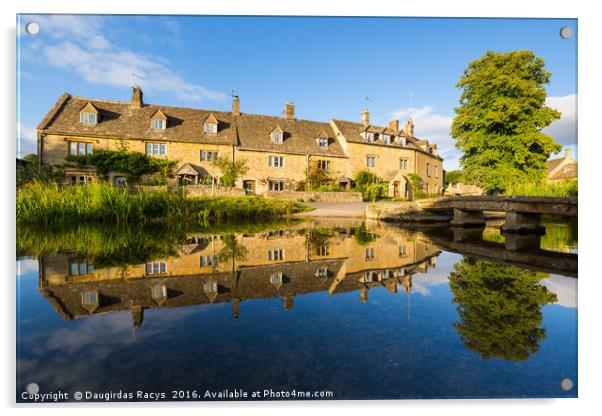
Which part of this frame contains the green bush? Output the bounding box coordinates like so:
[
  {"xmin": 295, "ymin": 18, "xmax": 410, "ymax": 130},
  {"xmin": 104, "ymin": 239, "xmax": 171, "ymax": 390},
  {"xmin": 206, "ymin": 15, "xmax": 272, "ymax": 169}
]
[{"xmin": 364, "ymin": 183, "xmax": 389, "ymax": 202}]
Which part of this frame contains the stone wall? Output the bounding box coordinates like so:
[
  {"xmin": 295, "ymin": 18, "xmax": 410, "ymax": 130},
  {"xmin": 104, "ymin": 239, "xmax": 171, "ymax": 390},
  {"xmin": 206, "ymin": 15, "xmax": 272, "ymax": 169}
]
[
  {"xmin": 134, "ymin": 185, "xmax": 245, "ymax": 197},
  {"xmin": 265, "ymin": 191, "xmax": 363, "ymax": 203},
  {"xmin": 366, "ymin": 201, "xmax": 450, "ymax": 223}
]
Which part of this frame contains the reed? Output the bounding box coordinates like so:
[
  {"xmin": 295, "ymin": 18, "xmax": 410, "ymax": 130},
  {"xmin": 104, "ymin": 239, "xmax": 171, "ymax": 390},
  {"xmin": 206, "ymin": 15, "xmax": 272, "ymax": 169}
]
[
  {"xmin": 504, "ymin": 179, "xmax": 578, "ymax": 197},
  {"xmin": 16, "ymin": 181, "xmax": 309, "ymax": 225}
]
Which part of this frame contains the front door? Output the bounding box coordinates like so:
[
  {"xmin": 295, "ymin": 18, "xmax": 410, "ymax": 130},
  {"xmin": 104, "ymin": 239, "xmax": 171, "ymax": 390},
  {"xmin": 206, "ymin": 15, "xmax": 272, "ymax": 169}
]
[
  {"xmin": 243, "ymin": 180, "xmax": 256, "ymax": 194},
  {"xmin": 393, "ymin": 181, "xmax": 400, "ymax": 198}
]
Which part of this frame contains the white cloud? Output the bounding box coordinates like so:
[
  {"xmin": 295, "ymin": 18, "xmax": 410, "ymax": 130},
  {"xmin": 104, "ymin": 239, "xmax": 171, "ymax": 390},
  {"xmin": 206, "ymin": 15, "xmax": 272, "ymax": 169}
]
[
  {"xmin": 388, "ymin": 105, "xmax": 459, "ymax": 170},
  {"xmin": 387, "ymin": 94, "xmax": 578, "ymax": 170},
  {"xmin": 544, "ymin": 94, "xmax": 578, "ymax": 148},
  {"xmin": 22, "ymin": 15, "xmax": 226, "ymax": 102},
  {"xmin": 17, "ymin": 123, "xmax": 37, "ymax": 157}
]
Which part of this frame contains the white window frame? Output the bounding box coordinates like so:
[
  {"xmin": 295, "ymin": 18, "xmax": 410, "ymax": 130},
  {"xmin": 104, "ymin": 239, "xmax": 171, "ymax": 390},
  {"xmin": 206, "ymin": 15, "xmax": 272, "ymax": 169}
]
[
  {"xmin": 80, "ymin": 112, "xmax": 97, "ymax": 125},
  {"xmin": 271, "ymin": 132, "xmax": 283, "ymax": 144},
  {"xmin": 68, "ymin": 141, "xmax": 94, "ymax": 156},
  {"xmin": 268, "ymin": 249, "xmax": 284, "ymax": 261},
  {"xmin": 268, "ymin": 180, "xmax": 284, "ymax": 192},
  {"xmin": 204, "ymin": 122, "xmax": 218, "ymax": 134},
  {"xmin": 400, "ymin": 158, "xmax": 408, "ymax": 170},
  {"xmin": 317, "ymin": 160, "xmax": 330, "ymax": 171},
  {"xmin": 365, "ymin": 132, "xmax": 374, "ymax": 143},
  {"xmin": 146, "ymin": 142, "xmax": 167, "ymax": 157},
  {"xmin": 269, "ymin": 156, "xmax": 284, "ymax": 167},
  {"xmin": 151, "ymin": 118, "xmax": 166, "ymax": 130},
  {"xmin": 382, "ymin": 134, "xmax": 391, "ymax": 144},
  {"xmin": 318, "ymin": 137, "xmax": 329, "ymax": 147},
  {"xmin": 366, "ymin": 155, "xmax": 376, "ymax": 168},
  {"xmin": 200, "ymin": 150, "xmax": 219, "ymax": 162}
]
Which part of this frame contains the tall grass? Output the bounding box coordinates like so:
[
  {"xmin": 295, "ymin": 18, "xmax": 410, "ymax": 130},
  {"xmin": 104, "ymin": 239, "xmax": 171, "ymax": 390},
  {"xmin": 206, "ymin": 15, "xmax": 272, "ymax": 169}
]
[
  {"xmin": 16, "ymin": 181, "xmax": 309, "ymax": 225},
  {"xmin": 504, "ymin": 179, "xmax": 578, "ymax": 197}
]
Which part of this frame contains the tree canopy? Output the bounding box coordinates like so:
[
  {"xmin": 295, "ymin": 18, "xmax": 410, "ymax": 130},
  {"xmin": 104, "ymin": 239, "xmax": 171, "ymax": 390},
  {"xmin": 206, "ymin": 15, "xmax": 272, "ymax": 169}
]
[
  {"xmin": 451, "ymin": 50, "xmax": 562, "ymax": 193},
  {"xmin": 449, "ymin": 258, "xmax": 557, "ymax": 361}
]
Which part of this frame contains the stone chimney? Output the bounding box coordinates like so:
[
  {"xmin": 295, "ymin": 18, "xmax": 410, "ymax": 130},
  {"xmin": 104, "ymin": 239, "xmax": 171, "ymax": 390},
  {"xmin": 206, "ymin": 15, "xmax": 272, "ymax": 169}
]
[
  {"xmin": 565, "ymin": 148, "xmax": 571, "ymax": 159},
  {"xmin": 232, "ymin": 95, "xmax": 240, "ymax": 116},
  {"xmin": 389, "ymin": 119, "xmax": 399, "ymax": 131},
  {"xmin": 362, "ymin": 109, "xmax": 370, "ymax": 127},
  {"xmin": 284, "ymin": 102, "xmax": 295, "ymax": 120},
  {"xmin": 403, "ymin": 118, "xmax": 414, "ymax": 137},
  {"xmin": 131, "ymin": 86, "xmax": 143, "ymax": 109}
]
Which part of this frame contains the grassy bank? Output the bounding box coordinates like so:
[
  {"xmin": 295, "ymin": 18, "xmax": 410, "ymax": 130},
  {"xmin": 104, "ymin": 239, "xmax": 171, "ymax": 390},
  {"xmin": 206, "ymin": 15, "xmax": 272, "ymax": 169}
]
[
  {"xmin": 16, "ymin": 182, "xmax": 309, "ymax": 225},
  {"xmin": 504, "ymin": 179, "xmax": 578, "ymax": 197}
]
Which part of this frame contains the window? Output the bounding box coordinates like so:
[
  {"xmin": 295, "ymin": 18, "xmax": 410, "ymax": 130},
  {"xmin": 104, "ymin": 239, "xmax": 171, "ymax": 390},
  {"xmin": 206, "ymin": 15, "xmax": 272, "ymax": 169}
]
[
  {"xmin": 80, "ymin": 112, "xmax": 97, "ymax": 124},
  {"xmin": 365, "ymin": 247, "xmax": 375, "ymax": 260},
  {"xmin": 200, "ymin": 150, "xmax": 219, "ymax": 161},
  {"xmin": 151, "ymin": 118, "xmax": 166, "ymax": 130},
  {"xmin": 268, "ymin": 156, "xmax": 284, "ymax": 167},
  {"xmin": 317, "ymin": 160, "xmax": 330, "ymax": 171},
  {"xmin": 268, "ymin": 249, "xmax": 284, "ymax": 261},
  {"xmin": 398, "ymin": 136, "xmax": 407, "ymax": 147},
  {"xmin": 271, "ymin": 131, "xmax": 283, "ymax": 144},
  {"xmin": 146, "ymin": 262, "xmax": 167, "ymax": 275},
  {"xmin": 366, "ymin": 156, "xmax": 376, "ymax": 168},
  {"xmin": 316, "ymin": 244, "xmax": 330, "ymax": 256},
  {"xmin": 268, "ymin": 181, "xmax": 284, "ymax": 191},
  {"xmin": 318, "ymin": 137, "xmax": 329, "ymax": 147},
  {"xmin": 68, "ymin": 141, "xmax": 93, "ymax": 156},
  {"xmin": 316, "ymin": 267, "xmax": 329, "ymax": 278},
  {"xmin": 365, "ymin": 132, "xmax": 374, "ymax": 143},
  {"xmin": 152, "ymin": 285, "xmax": 167, "ymax": 300},
  {"xmin": 435, "ymin": 165, "xmax": 439, "ymax": 178},
  {"xmin": 426, "ymin": 163, "xmax": 431, "ymax": 176},
  {"xmin": 146, "ymin": 142, "xmax": 167, "ymax": 157},
  {"xmin": 81, "ymin": 291, "xmax": 98, "ymax": 306},
  {"xmin": 69, "ymin": 175, "xmax": 93, "ymax": 185},
  {"xmin": 400, "ymin": 159, "xmax": 408, "ymax": 170},
  {"xmin": 382, "ymin": 134, "xmax": 391, "ymax": 144},
  {"xmin": 204, "ymin": 281, "xmax": 218, "ymax": 293},
  {"xmin": 270, "ymin": 272, "xmax": 283, "ymax": 285},
  {"xmin": 204, "ymin": 122, "xmax": 217, "ymax": 134},
  {"xmin": 364, "ymin": 271, "xmax": 377, "ymax": 282},
  {"xmin": 200, "ymin": 255, "xmax": 218, "ymax": 267},
  {"xmin": 70, "ymin": 261, "xmax": 94, "ymax": 276},
  {"xmin": 399, "ymin": 245, "xmax": 407, "ymax": 257}
]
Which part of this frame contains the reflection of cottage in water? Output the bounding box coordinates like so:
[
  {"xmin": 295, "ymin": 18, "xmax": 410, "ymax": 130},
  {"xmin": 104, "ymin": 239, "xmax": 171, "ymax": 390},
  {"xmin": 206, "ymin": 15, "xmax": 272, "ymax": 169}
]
[{"xmin": 38, "ymin": 224, "xmax": 441, "ymax": 326}]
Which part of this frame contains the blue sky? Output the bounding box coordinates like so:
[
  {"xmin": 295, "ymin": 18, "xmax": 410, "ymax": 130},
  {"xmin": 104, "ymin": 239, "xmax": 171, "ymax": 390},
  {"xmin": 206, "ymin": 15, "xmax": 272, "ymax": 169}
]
[{"xmin": 17, "ymin": 15, "xmax": 577, "ymax": 170}]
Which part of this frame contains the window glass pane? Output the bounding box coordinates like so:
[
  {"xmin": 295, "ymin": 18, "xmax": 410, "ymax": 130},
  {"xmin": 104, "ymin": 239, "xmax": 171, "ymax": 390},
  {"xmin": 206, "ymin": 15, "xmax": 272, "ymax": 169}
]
[
  {"xmin": 78, "ymin": 143, "xmax": 85, "ymax": 155},
  {"xmin": 160, "ymin": 144, "xmax": 166, "ymax": 155},
  {"xmin": 146, "ymin": 143, "xmax": 152, "ymax": 154},
  {"xmin": 71, "ymin": 263, "xmax": 78, "ymax": 275},
  {"xmin": 153, "ymin": 144, "xmax": 159, "ymax": 155},
  {"xmin": 86, "ymin": 143, "xmax": 93, "ymax": 155},
  {"xmin": 70, "ymin": 142, "xmax": 77, "ymax": 155},
  {"xmin": 160, "ymin": 262, "xmax": 166, "ymax": 273},
  {"xmin": 146, "ymin": 263, "xmax": 152, "ymax": 274}
]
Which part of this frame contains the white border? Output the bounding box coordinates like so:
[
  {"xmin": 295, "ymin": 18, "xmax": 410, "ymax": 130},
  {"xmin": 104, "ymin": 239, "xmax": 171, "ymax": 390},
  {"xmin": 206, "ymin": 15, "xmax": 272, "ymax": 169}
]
[{"xmin": 2, "ymin": 0, "xmax": 600, "ymax": 414}]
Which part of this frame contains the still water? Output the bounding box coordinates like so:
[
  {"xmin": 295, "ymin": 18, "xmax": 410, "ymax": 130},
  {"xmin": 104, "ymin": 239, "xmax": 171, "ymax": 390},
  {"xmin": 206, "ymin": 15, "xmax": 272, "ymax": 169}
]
[{"xmin": 16, "ymin": 219, "xmax": 577, "ymax": 401}]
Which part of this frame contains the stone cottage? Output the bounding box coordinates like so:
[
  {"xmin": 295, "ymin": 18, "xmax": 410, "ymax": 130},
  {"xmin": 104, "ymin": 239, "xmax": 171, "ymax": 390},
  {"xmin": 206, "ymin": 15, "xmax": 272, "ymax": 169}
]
[{"xmin": 36, "ymin": 87, "xmax": 444, "ymax": 197}]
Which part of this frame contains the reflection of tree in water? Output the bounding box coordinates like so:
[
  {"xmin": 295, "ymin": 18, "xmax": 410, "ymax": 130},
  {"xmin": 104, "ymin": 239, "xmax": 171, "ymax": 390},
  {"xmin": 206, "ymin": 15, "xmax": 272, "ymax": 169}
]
[
  {"xmin": 218, "ymin": 234, "xmax": 248, "ymax": 270},
  {"xmin": 449, "ymin": 258, "xmax": 557, "ymax": 361}
]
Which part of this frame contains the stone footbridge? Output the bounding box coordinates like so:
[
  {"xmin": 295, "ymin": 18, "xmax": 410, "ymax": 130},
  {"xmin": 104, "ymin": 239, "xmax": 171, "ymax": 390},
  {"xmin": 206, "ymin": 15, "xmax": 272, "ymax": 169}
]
[{"xmin": 416, "ymin": 196, "xmax": 577, "ymax": 233}]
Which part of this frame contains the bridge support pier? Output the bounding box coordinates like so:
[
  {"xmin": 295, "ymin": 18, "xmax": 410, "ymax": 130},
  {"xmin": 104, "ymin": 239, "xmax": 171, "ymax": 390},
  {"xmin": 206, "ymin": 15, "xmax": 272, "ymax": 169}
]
[
  {"xmin": 451, "ymin": 226, "xmax": 484, "ymax": 243},
  {"xmin": 501, "ymin": 211, "xmax": 545, "ymax": 234},
  {"xmin": 504, "ymin": 233, "xmax": 542, "ymax": 251},
  {"xmin": 450, "ymin": 208, "xmax": 486, "ymax": 227}
]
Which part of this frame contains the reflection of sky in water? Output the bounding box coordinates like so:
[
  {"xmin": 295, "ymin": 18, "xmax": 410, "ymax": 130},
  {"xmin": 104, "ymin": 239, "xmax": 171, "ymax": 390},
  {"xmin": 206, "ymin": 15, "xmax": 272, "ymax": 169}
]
[{"xmin": 16, "ymin": 249, "xmax": 577, "ymax": 400}]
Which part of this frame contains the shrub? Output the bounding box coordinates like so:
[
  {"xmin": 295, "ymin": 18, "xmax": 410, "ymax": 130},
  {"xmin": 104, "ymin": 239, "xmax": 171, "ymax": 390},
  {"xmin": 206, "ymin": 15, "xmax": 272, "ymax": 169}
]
[{"xmin": 504, "ymin": 179, "xmax": 577, "ymax": 197}]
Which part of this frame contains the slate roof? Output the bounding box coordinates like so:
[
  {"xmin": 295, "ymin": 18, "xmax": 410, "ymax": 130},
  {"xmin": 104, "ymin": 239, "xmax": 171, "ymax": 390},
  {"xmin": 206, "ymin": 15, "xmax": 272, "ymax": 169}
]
[
  {"xmin": 37, "ymin": 93, "xmax": 439, "ymax": 160},
  {"xmin": 331, "ymin": 119, "xmax": 443, "ymax": 160},
  {"xmin": 38, "ymin": 94, "xmax": 238, "ymax": 145}
]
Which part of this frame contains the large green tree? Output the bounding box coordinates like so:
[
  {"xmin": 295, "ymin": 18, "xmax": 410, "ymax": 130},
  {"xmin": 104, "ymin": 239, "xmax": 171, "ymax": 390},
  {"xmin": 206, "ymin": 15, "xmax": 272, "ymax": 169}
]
[
  {"xmin": 449, "ymin": 258, "xmax": 557, "ymax": 361},
  {"xmin": 451, "ymin": 50, "xmax": 562, "ymax": 193}
]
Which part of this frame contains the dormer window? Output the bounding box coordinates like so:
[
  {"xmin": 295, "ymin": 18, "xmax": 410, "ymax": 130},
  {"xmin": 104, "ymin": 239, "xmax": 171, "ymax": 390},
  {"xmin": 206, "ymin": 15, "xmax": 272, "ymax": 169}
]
[
  {"xmin": 79, "ymin": 102, "xmax": 98, "ymax": 125},
  {"xmin": 318, "ymin": 137, "xmax": 329, "ymax": 147},
  {"xmin": 365, "ymin": 132, "xmax": 374, "ymax": 143},
  {"xmin": 204, "ymin": 123, "xmax": 217, "ymax": 134},
  {"xmin": 397, "ymin": 136, "xmax": 407, "ymax": 147},
  {"xmin": 382, "ymin": 134, "xmax": 391, "ymax": 144},
  {"xmin": 151, "ymin": 109, "xmax": 167, "ymax": 130},
  {"xmin": 203, "ymin": 114, "xmax": 218, "ymax": 134},
  {"xmin": 80, "ymin": 112, "xmax": 97, "ymax": 124},
  {"xmin": 270, "ymin": 126, "xmax": 284, "ymax": 144}
]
